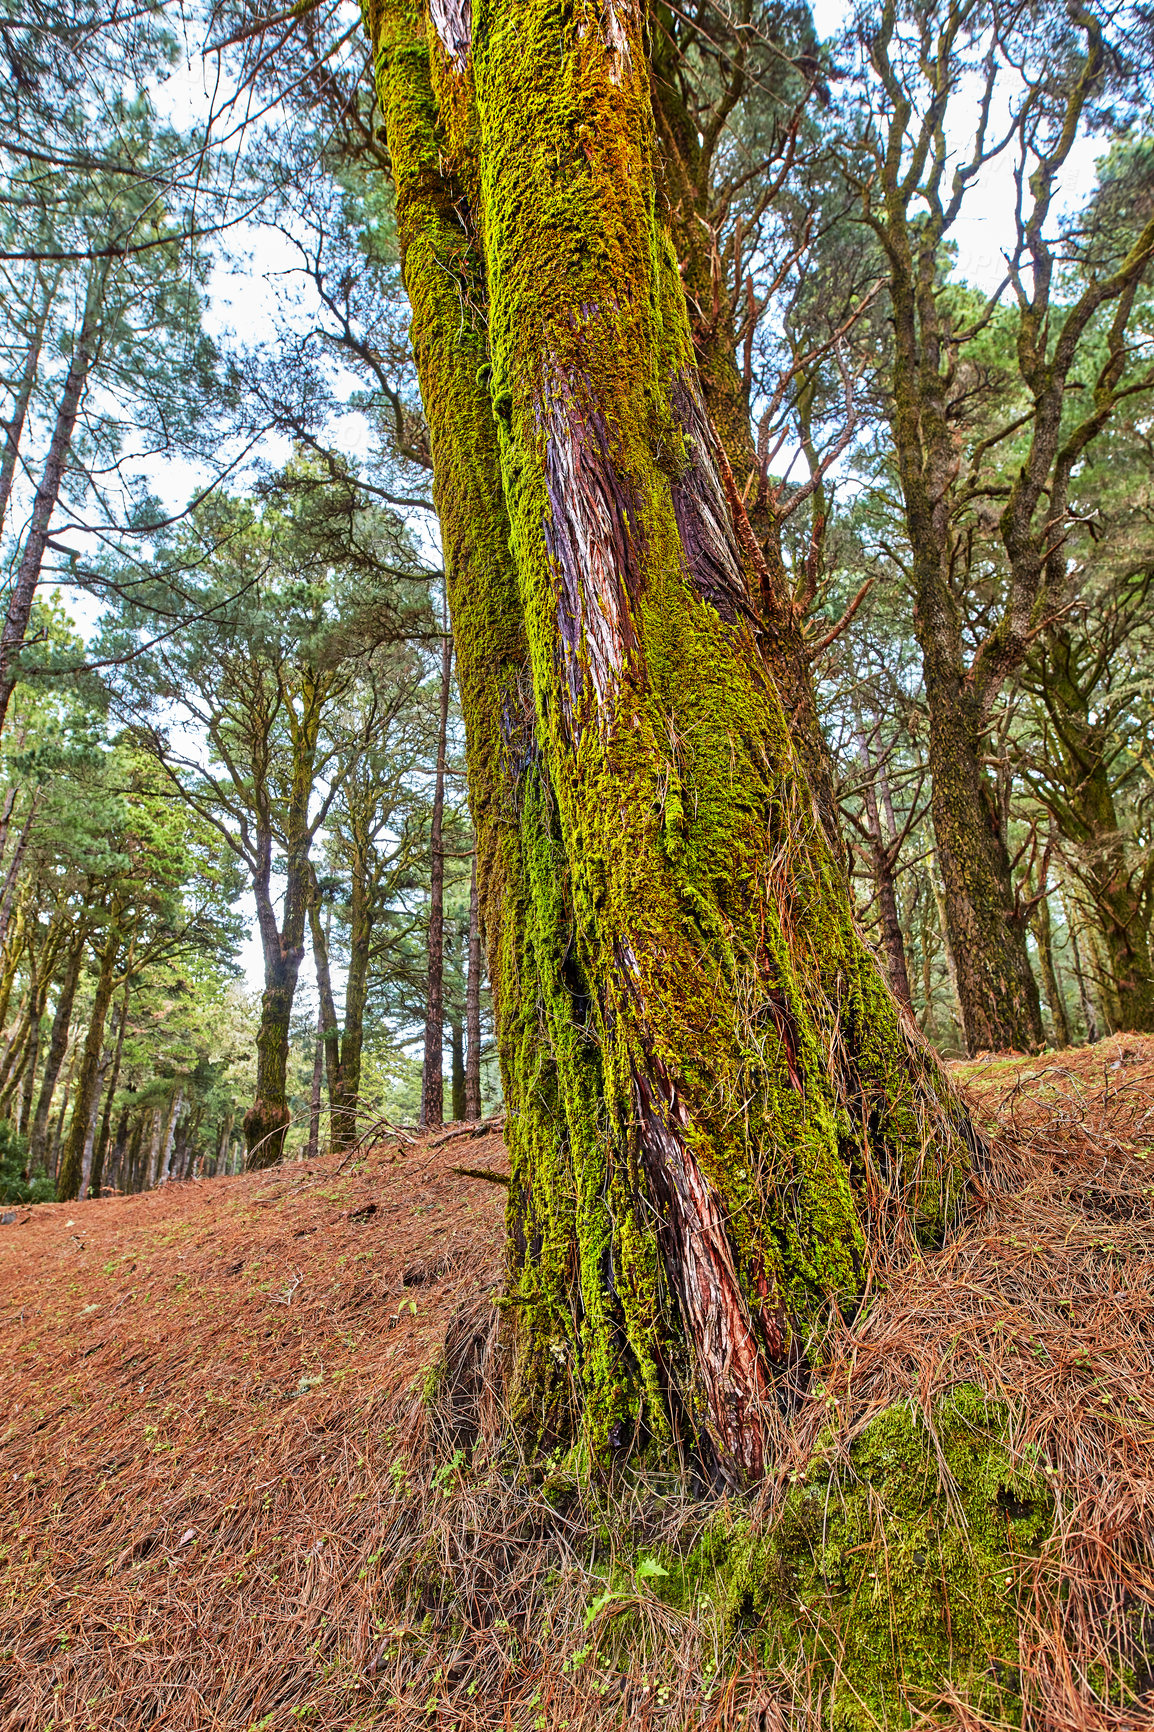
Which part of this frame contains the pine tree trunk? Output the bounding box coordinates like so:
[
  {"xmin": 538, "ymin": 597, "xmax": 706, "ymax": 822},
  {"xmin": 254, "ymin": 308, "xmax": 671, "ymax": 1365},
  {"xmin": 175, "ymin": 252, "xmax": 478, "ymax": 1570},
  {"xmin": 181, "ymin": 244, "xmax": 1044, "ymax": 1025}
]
[
  {"xmin": 1032, "ymin": 894, "xmax": 1071, "ymax": 1049},
  {"xmin": 367, "ymin": 0, "xmax": 978, "ymax": 1481},
  {"xmin": 89, "ymin": 985, "xmax": 129, "ymax": 1197},
  {"xmin": 244, "ymin": 828, "xmax": 309, "ymax": 1169},
  {"xmin": 1065, "ymin": 900, "xmax": 1099, "ymax": 1043},
  {"xmin": 105, "ymin": 1107, "xmax": 129, "ymax": 1192},
  {"xmin": 923, "ymin": 659, "xmax": 1043, "ymax": 1054},
  {"xmin": 855, "ymin": 728, "xmax": 914, "ymax": 1012},
  {"xmin": 144, "ymin": 1106, "xmax": 163, "ymax": 1187},
  {"xmin": 0, "ymin": 794, "xmax": 39, "ymax": 956},
  {"xmin": 337, "ymin": 904, "xmax": 370, "ymax": 1149},
  {"xmin": 465, "ymin": 854, "xmax": 482, "ymax": 1119},
  {"xmin": 78, "ymin": 1054, "xmax": 109, "ymax": 1200},
  {"xmin": 0, "ymin": 268, "xmax": 105, "ymax": 738},
  {"xmin": 57, "ymin": 922, "xmax": 120, "ymax": 1202},
  {"xmin": 306, "ymin": 1008, "xmax": 324, "ymax": 1162},
  {"xmin": 0, "ymin": 267, "xmax": 57, "ymax": 542},
  {"xmin": 158, "ymin": 1089, "xmax": 183, "ymax": 1186},
  {"xmin": 450, "ymin": 1020, "xmax": 466, "ymax": 1123},
  {"xmin": 50, "ymin": 1037, "xmax": 80, "ymax": 1183},
  {"xmin": 30, "ymin": 924, "xmax": 87, "ymax": 1171},
  {"xmin": 421, "ymin": 631, "xmax": 452, "ymax": 1129},
  {"xmin": 307, "ymin": 890, "xmax": 354, "ymax": 1151}
]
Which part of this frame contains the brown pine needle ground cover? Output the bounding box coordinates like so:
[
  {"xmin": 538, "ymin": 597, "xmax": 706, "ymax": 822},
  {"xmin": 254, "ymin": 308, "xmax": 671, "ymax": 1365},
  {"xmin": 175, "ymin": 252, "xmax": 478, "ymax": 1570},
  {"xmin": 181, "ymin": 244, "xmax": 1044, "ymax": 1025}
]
[{"xmin": 0, "ymin": 1038, "xmax": 1153, "ymax": 1731}]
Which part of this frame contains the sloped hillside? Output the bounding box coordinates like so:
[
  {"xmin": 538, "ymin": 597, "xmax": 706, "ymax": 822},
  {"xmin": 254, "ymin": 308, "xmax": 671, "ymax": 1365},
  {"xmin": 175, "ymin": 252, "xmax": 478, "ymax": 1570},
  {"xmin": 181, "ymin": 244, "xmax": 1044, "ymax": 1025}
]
[
  {"xmin": 0, "ymin": 1123, "xmax": 508, "ymax": 1731},
  {"xmin": 2, "ymin": 1041, "xmax": 1154, "ymax": 1732}
]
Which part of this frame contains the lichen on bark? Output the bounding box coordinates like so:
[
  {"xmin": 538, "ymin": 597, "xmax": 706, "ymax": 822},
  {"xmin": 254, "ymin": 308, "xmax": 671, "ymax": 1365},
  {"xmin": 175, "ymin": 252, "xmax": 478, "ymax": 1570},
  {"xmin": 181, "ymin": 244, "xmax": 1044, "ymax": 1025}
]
[{"xmin": 366, "ymin": 0, "xmax": 981, "ymax": 1484}]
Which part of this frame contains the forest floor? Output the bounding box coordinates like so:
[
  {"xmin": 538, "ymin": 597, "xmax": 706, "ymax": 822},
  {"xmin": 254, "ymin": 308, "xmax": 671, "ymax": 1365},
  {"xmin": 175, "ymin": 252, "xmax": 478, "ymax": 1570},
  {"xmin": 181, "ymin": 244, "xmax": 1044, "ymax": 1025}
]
[{"xmin": 1, "ymin": 1036, "xmax": 1153, "ymax": 1731}]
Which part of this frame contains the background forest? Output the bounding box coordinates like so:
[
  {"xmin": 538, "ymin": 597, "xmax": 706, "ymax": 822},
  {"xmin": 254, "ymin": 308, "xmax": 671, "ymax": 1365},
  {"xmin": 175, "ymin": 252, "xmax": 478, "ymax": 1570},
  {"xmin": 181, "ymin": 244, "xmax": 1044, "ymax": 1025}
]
[{"xmin": 0, "ymin": 0, "xmax": 1150, "ymax": 1204}]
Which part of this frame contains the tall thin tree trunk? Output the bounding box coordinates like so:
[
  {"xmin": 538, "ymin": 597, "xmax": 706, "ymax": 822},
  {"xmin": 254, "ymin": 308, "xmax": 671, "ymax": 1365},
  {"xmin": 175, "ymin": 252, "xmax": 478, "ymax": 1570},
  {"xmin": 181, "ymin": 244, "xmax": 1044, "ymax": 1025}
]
[
  {"xmin": 29, "ymin": 924, "xmax": 86, "ymax": 1171},
  {"xmin": 107, "ymin": 1107, "xmax": 130, "ymax": 1193},
  {"xmin": 918, "ymin": 900, "xmax": 939, "ymax": 1041},
  {"xmin": 855, "ymin": 722, "xmax": 914, "ymax": 1011},
  {"xmin": 89, "ymin": 983, "xmax": 129, "ymax": 1197},
  {"xmin": 78, "ymin": 1053, "xmax": 109, "ymax": 1200},
  {"xmin": 57, "ymin": 920, "xmax": 120, "ymax": 1202},
  {"xmin": 0, "ymin": 272, "xmax": 54, "ymax": 541},
  {"xmin": 420, "ymin": 629, "xmax": 452, "ymax": 1130},
  {"xmin": 50, "ymin": 1037, "xmax": 79, "ymax": 1182},
  {"xmin": 1066, "ymin": 902, "xmax": 1099, "ymax": 1044},
  {"xmin": 307, "ymin": 889, "xmax": 347, "ymax": 1149},
  {"xmin": 465, "ymin": 853, "xmax": 482, "ymax": 1120},
  {"xmin": 221, "ymin": 1111, "xmax": 234, "ymax": 1175},
  {"xmin": 18, "ymin": 1005, "xmax": 39, "ymax": 1137},
  {"xmin": 450, "ymin": 1020, "xmax": 466, "ymax": 1123},
  {"xmin": 305, "ymin": 1007, "xmax": 324, "ymax": 1162},
  {"xmin": 158, "ymin": 1089, "xmax": 183, "ymax": 1186},
  {"xmin": 924, "ymin": 677, "xmax": 1043, "ymax": 1053},
  {"xmin": 245, "ymin": 829, "xmax": 309, "ymax": 1170},
  {"xmin": 1032, "ymin": 894, "xmax": 1071, "ymax": 1050},
  {"xmin": 0, "ymin": 267, "xmax": 105, "ymax": 738}
]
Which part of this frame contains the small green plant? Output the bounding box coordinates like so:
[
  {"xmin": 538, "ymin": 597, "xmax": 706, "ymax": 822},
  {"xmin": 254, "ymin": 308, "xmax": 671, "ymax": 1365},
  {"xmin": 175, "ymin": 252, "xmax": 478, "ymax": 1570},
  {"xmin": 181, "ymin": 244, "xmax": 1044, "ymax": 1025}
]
[{"xmin": 0, "ymin": 1119, "xmax": 51, "ymax": 1205}]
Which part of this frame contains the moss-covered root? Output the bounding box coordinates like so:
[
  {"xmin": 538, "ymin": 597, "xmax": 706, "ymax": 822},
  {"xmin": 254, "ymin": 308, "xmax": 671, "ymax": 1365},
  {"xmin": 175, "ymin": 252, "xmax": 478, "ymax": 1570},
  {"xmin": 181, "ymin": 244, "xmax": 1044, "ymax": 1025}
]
[{"xmin": 675, "ymin": 1388, "xmax": 1052, "ymax": 1729}]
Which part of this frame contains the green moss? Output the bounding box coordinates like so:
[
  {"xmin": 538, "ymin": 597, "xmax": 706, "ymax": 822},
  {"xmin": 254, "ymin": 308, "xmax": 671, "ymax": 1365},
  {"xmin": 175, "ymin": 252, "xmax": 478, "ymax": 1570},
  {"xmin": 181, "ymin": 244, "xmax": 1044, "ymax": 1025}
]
[
  {"xmin": 656, "ymin": 1388, "xmax": 1051, "ymax": 1727},
  {"xmin": 368, "ymin": 0, "xmax": 981, "ymax": 1483}
]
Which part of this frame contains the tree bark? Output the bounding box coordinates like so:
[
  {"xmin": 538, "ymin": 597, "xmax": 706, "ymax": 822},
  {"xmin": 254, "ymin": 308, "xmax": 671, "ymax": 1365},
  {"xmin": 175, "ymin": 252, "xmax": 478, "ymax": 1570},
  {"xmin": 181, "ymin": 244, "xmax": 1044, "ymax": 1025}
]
[
  {"xmin": 158, "ymin": 1088, "xmax": 183, "ymax": 1185},
  {"xmin": 89, "ymin": 984, "xmax": 129, "ymax": 1197},
  {"xmin": 450, "ymin": 1018, "xmax": 465, "ymax": 1122},
  {"xmin": 244, "ymin": 823, "xmax": 309, "ymax": 1169},
  {"xmin": 420, "ymin": 629, "xmax": 452, "ymax": 1130},
  {"xmin": 924, "ymin": 676, "xmax": 1043, "ymax": 1052},
  {"xmin": 307, "ymin": 886, "xmax": 358, "ymax": 1151},
  {"xmin": 29, "ymin": 922, "xmax": 87, "ymax": 1172},
  {"xmin": 0, "ymin": 266, "xmax": 105, "ymax": 737},
  {"xmin": 465, "ymin": 853, "xmax": 482, "ymax": 1119},
  {"xmin": 305, "ymin": 1006, "xmax": 324, "ymax": 1161},
  {"xmin": 50, "ymin": 1036, "xmax": 80, "ymax": 1182},
  {"xmin": 106, "ymin": 1106, "xmax": 131, "ymax": 1193},
  {"xmin": 0, "ymin": 269, "xmax": 55, "ymax": 542},
  {"xmin": 1028, "ymin": 631, "xmax": 1154, "ymax": 1033},
  {"xmin": 854, "ymin": 727, "xmax": 914, "ymax": 1011},
  {"xmin": 57, "ymin": 920, "xmax": 120, "ymax": 1202},
  {"xmin": 0, "ymin": 793, "xmax": 39, "ymax": 958},
  {"xmin": 1066, "ymin": 899, "xmax": 1100, "ymax": 1044},
  {"xmin": 1032, "ymin": 893, "xmax": 1071, "ymax": 1050},
  {"xmin": 368, "ymin": 0, "xmax": 978, "ymax": 1483}
]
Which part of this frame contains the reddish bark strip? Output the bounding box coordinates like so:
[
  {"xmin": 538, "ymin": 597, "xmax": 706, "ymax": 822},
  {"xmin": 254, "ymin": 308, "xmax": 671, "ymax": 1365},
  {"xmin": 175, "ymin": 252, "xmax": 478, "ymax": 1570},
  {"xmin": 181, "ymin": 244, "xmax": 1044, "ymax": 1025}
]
[
  {"xmin": 541, "ymin": 353, "xmax": 643, "ymax": 734},
  {"xmin": 633, "ymin": 1066, "xmax": 776, "ymax": 1480},
  {"xmin": 669, "ymin": 372, "xmax": 756, "ymax": 629},
  {"xmin": 427, "ymin": 0, "xmax": 471, "ymax": 66}
]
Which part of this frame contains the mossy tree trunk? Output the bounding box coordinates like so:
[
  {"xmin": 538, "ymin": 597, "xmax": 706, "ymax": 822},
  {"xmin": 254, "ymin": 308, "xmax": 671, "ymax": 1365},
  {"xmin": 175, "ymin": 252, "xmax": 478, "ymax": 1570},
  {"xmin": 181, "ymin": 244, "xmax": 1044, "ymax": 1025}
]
[
  {"xmin": 367, "ymin": 0, "xmax": 978, "ymax": 1482},
  {"xmin": 420, "ymin": 631, "xmax": 453, "ymax": 1129},
  {"xmin": 245, "ymin": 821, "xmax": 311, "ymax": 1169},
  {"xmin": 1027, "ymin": 630, "xmax": 1154, "ymax": 1034},
  {"xmin": 645, "ymin": 26, "xmax": 842, "ymax": 855},
  {"xmin": 465, "ymin": 854, "xmax": 482, "ymax": 1119}
]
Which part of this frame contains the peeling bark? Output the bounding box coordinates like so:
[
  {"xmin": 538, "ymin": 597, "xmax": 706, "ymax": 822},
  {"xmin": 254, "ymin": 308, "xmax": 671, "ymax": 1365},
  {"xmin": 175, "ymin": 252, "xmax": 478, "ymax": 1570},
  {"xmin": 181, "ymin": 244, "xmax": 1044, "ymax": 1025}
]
[
  {"xmin": 428, "ymin": 0, "xmax": 470, "ymax": 67},
  {"xmin": 668, "ymin": 372, "xmax": 754, "ymax": 629},
  {"xmin": 542, "ymin": 352, "xmax": 643, "ymax": 735}
]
